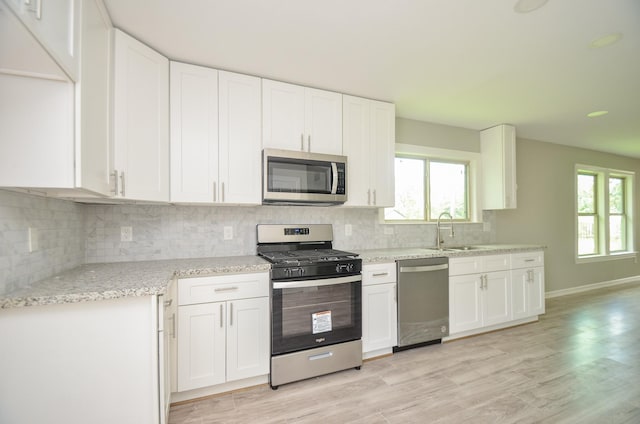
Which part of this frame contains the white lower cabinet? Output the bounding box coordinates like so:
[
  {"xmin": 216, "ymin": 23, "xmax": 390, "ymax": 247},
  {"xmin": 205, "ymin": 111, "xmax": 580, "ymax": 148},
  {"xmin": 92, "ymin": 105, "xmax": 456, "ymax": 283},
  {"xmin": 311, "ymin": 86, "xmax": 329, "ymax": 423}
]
[
  {"xmin": 176, "ymin": 272, "xmax": 269, "ymax": 394},
  {"xmin": 511, "ymin": 251, "xmax": 545, "ymax": 320},
  {"xmin": 449, "ymin": 254, "xmax": 512, "ymax": 335},
  {"xmin": 0, "ymin": 294, "xmax": 169, "ymax": 424},
  {"xmin": 362, "ymin": 262, "xmax": 397, "ymax": 358},
  {"xmin": 449, "ymin": 251, "xmax": 545, "ymax": 339}
]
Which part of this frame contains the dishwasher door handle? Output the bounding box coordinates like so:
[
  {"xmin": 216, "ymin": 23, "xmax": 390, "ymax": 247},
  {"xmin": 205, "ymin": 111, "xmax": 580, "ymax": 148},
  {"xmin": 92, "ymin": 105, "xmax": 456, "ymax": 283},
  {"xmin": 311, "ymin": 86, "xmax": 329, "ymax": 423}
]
[{"xmin": 399, "ymin": 264, "xmax": 449, "ymax": 273}]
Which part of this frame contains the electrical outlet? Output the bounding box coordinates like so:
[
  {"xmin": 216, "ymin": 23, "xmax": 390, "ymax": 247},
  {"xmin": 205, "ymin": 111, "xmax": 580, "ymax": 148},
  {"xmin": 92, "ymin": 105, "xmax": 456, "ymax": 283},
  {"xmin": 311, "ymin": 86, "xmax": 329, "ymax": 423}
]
[
  {"xmin": 28, "ymin": 227, "xmax": 38, "ymax": 252},
  {"xmin": 120, "ymin": 226, "xmax": 133, "ymax": 242},
  {"xmin": 224, "ymin": 226, "xmax": 233, "ymax": 240},
  {"xmin": 345, "ymin": 224, "xmax": 352, "ymax": 236}
]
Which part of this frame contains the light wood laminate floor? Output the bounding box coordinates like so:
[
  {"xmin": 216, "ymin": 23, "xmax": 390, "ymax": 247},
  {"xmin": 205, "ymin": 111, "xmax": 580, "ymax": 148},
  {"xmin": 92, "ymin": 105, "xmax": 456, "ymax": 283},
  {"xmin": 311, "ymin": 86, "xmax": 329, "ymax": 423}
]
[{"xmin": 169, "ymin": 281, "xmax": 640, "ymax": 423}]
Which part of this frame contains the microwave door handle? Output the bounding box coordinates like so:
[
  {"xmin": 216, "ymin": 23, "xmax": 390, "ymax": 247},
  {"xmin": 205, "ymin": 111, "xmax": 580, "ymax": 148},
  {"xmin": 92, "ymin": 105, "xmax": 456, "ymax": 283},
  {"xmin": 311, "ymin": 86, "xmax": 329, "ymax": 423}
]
[{"xmin": 331, "ymin": 162, "xmax": 338, "ymax": 194}]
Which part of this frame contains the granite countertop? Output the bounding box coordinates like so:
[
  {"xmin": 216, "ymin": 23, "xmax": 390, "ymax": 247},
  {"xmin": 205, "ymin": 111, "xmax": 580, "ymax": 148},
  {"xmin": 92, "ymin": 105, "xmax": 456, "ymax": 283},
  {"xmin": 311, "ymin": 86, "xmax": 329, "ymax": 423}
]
[
  {"xmin": 356, "ymin": 244, "xmax": 546, "ymax": 264},
  {"xmin": 1, "ymin": 244, "xmax": 546, "ymax": 310},
  {"xmin": 0, "ymin": 256, "xmax": 271, "ymax": 309}
]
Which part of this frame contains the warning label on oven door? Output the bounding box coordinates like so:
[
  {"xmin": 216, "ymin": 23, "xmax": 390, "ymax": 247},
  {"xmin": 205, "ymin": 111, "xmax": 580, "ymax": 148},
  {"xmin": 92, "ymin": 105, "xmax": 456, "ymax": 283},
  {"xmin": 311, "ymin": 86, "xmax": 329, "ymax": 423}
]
[{"xmin": 312, "ymin": 310, "xmax": 332, "ymax": 334}]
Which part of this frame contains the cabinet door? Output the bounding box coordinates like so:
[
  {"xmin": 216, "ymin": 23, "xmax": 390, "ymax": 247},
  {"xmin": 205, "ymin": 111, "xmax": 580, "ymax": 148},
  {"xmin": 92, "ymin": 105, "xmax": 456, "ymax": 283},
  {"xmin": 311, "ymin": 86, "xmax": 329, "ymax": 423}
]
[
  {"xmin": 226, "ymin": 297, "xmax": 269, "ymax": 382},
  {"xmin": 369, "ymin": 100, "xmax": 395, "ymax": 207},
  {"xmin": 5, "ymin": 0, "xmax": 80, "ymax": 80},
  {"xmin": 112, "ymin": 29, "xmax": 169, "ymax": 201},
  {"xmin": 218, "ymin": 71, "xmax": 262, "ymax": 204},
  {"xmin": 480, "ymin": 124, "xmax": 516, "ymax": 209},
  {"xmin": 342, "ymin": 95, "xmax": 371, "ymax": 206},
  {"xmin": 449, "ymin": 274, "xmax": 483, "ymax": 333},
  {"xmin": 305, "ymin": 87, "xmax": 342, "ymax": 154},
  {"xmin": 362, "ymin": 283, "xmax": 397, "ymax": 354},
  {"xmin": 177, "ymin": 302, "xmax": 226, "ymax": 391},
  {"xmin": 528, "ymin": 267, "xmax": 545, "ymax": 316},
  {"xmin": 483, "ymin": 271, "xmax": 511, "ymax": 326},
  {"xmin": 169, "ymin": 62, "xmax": 218, "ymax": 203},
  {"xmin": 262, "ymin": 79, "xmax": 305, "ymax": 151},
  {"xmin": 510, "ymin": 268, "xmax": 529, "ymax": 320},
  {"xmin": 77, "ymin": 0, "xmax": 112, "ymax": 196}
]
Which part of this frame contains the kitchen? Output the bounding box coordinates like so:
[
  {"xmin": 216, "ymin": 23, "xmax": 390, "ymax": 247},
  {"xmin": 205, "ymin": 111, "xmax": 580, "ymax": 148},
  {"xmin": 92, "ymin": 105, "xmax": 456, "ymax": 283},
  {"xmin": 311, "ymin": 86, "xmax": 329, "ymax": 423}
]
[{"xmin": 1, "ymin": 0, "xmax": 640, "ymax": 423}]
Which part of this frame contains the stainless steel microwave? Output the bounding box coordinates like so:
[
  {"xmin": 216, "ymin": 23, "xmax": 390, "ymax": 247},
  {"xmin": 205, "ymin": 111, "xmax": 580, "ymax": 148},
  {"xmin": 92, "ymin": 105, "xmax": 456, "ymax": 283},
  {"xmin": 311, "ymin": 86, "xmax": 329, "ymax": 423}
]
[{"xmin": 263, "ymin": 149, "xmax": 347, "ymax": 205}]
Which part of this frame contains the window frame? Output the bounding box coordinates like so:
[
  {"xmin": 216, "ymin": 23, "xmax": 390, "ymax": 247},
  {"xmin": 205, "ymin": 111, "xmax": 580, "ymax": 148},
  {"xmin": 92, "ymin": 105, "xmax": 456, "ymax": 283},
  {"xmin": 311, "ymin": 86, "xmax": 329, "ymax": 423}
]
[
  {"xmin": 383, "ymin": 144, "xmax": 482, "ymax": 224},
  {"xmin": 575, "ymin": 164, "xmax": 636, "ymax": 263}
]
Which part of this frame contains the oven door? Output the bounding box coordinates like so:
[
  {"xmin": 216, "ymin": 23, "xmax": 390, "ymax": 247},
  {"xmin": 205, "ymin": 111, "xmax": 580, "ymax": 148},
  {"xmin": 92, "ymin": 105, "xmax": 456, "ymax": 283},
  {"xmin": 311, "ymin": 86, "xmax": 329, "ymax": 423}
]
[{"xmin": 271, "ymin": 274, "xmax": 362, "ymax": 355}]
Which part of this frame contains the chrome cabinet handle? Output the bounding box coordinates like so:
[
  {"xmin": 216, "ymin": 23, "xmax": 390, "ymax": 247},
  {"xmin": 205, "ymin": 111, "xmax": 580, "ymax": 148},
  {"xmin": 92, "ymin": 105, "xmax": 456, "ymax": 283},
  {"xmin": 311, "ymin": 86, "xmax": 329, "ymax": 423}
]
[
  {"xmin": 120, "ymin": 172, "xmax": 126, "ymax": 197},
  {"xmin": 213, "ymin": 182, "xmax": 217, "ymax": 202},
  {"xmin": 230, "ymin": 302, "xmax": 233, "ymax": 326},
  {"xmin": 220, "ymin": 304, "xmax": 223, "ymax": 328},
  {"xmin": 308, "ymin": 135, "xmax": 311, "ymax": 152},
  {"xmin": 222, "ymin": 182, "xmax": 225, "ymax": 202},
  {"xmin": 214, "ymin": 286, "xmax": 238, "ymax": 293},
  {"xmin": 300, "ymin": 134, "xmax": 304, "ymax": 151},
  {"xmin": 111, "ymin": 170, "xmax": 119, "ymax": 196},
  {"xmin": 373, "ymin": 189, "xmax": 377, "ymax": 205},
  {"xmin": 372, "ymin": 272, "xmax": 389, "ymax": 277},
  {"xmin": 164, "ymin": 299, "xmax": 172, "ymax": 308},
  {"xmin": 170, "ymin": 313, "xmax": 176, "ymax": 338}
]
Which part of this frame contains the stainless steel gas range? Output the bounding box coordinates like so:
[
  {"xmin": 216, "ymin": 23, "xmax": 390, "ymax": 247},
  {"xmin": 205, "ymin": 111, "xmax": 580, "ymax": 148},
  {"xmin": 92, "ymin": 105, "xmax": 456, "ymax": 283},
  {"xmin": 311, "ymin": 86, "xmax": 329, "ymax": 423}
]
[{"xmin": 257, "ymin": 224, "xmax": 363, "ymax": 389}]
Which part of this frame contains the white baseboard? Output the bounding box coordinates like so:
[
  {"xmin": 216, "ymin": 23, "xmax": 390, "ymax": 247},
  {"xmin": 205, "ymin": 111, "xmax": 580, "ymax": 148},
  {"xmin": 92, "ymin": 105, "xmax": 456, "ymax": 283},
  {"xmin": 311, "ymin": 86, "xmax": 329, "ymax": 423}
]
[{"xmin": 545, "ymin": 275, "xmax": 640, "ymax": 298}]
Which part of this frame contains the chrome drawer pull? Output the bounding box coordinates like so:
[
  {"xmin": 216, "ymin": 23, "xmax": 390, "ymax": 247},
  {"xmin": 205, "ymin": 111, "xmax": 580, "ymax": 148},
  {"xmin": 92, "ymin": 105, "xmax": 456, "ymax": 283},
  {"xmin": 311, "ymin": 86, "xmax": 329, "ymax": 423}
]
[
  {"xmin": 372, "ymin": 272, "xmax": 389, "ymax": 277},
  {"xmin": 214, "ymin": 286, "xmax": 239, "ymax": 293}
]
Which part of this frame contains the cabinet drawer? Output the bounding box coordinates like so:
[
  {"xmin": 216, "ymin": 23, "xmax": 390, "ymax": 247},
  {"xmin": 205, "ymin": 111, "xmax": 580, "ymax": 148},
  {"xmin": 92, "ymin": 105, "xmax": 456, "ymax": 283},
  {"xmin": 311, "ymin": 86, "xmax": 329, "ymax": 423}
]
[
  {"xmin": 449, "ymin": 256, "xmax": 482, "ymax": 276},
  {"xmin": 449, "ymin": 254, "xmax": 509, "ymax": 276},
  {"xmin": 511, "ymin": 251, "xmax": 544, "ymax": 269},
  {"xmin": 483, "ymin": 254, "xmax": 510, "ymax": 273},
  {"xmin": 178, "ymin": 272, "xmax": 269, "ymax": 305},
  {"xmin": 362, "ymin": 262, "xmax": 396, "ymax": 285}
]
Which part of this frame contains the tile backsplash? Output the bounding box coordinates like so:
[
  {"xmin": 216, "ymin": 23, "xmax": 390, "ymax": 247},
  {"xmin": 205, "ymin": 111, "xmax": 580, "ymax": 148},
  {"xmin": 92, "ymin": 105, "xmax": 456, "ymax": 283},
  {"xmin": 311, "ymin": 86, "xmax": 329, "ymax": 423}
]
[
  {"xmin": 0, "ymin": 190, "xmax": 85, "ymax": 295},
  {"xmin": 1, "ymin": 189, "xmax": 495, "ymax": 292}
]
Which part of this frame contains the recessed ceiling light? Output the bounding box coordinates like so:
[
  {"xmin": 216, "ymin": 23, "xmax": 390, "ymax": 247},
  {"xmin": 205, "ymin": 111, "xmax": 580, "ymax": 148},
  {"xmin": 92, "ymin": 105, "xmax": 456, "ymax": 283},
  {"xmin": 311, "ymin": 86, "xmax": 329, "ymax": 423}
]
[
  {"xmin": 589, "ymin": 33, "xmax": 623, "ymax": 49},
  {"xmin": 587, "ymin": 110, "xmax": 609, "ymax": 118},
  {"xmin": 514, "ymin": 0, "xmax": 548, "ymax": 13}
]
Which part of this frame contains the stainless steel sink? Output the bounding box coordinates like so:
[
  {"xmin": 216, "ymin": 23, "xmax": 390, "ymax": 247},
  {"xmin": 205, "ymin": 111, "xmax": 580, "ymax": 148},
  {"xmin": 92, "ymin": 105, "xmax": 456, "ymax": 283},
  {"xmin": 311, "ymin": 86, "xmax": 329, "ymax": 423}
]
[{"xmin": 439, "ymin": 246, "xmax": 485, "ymax": 252}]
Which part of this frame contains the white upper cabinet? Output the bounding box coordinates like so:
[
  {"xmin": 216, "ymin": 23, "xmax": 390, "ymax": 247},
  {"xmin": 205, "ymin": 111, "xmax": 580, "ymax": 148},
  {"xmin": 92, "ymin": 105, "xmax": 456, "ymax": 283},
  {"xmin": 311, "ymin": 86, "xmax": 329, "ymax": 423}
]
[
  {"xmin": 218, "ymin": 70, "xmax": 262, "ymax": 204},
  {"xmin": 343, "ymin": 95, "xmax": 395, "ymax": 207},
  {"xmin": 481, "ymin": 124, "xmax": 517, "ymax": 209},
  {"xmin": 170, "ymin": 63, "xmax": 261, "ymax": 204},
  {"xmin": 112, "ymin": 29, "xmax": 169, "ymax": 202},
  {"xmin": 262, "ymin": 79, "xmax": 342, "ymax": 155},
  {"xmin": 76, "ymin": 0, "xmax": 112, "ymax": 196},
  {"xmin": 0, "ymin": 0, "xmax": 112, "ymax": 196},
  {"xmin": 3, "ymin": 0, "xmax": 80, "ymax": 81},
  {"xmin": 170, "ymin": 62, "xmax": 219, "ymax": 203}
]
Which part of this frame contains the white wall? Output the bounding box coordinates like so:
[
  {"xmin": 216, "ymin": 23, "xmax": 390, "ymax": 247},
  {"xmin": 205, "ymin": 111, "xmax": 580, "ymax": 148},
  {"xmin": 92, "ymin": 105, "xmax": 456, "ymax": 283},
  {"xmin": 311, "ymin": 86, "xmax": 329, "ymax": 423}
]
[{"xmin": 494, "ymin": 138, "xmax": 640, "ymax": 291}]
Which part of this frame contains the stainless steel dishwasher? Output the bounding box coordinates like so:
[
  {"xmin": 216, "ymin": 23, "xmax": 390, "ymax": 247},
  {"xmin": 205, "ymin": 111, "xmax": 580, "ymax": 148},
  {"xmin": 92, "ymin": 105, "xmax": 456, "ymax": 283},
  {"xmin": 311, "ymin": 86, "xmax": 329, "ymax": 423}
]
[{"xmin": 394, "ymin": 257, "xmax": 449, "ymax": 351}]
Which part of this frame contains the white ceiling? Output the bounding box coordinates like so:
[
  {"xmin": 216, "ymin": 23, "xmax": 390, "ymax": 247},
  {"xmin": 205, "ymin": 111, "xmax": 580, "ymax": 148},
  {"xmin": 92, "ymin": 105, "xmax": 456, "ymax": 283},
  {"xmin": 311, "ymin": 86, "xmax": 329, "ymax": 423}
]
[{"xmin": 102, "ymin": 0, "xmax": 640, "ymax": 158}]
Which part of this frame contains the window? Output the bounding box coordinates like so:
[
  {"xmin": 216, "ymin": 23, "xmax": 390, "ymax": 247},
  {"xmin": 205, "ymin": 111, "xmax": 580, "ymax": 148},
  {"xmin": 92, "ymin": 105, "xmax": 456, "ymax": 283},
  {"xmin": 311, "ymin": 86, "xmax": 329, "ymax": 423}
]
[
  {"xmin": 576, "ymin": 165, "xmax": 635, "ymax": 261},
  {"xmin": 385, "ymin": 156, "xmax": 469, "ymax": 221}
]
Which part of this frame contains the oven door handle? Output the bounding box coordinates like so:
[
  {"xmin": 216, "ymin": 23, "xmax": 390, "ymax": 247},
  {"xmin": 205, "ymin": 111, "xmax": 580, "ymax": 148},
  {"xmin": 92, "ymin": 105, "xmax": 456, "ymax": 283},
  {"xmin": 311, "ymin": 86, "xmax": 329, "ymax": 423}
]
[{"xmin": 273, "ymin": 274, "xmax": 361, "ymax": 289}]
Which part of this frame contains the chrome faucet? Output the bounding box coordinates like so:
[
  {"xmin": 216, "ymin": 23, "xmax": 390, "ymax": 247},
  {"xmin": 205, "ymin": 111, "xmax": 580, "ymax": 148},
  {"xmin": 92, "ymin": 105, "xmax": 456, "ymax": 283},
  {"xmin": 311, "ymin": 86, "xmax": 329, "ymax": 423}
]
[{"xmin": 436, "ymin": 211, "xmax": 454, "ymax": 250}]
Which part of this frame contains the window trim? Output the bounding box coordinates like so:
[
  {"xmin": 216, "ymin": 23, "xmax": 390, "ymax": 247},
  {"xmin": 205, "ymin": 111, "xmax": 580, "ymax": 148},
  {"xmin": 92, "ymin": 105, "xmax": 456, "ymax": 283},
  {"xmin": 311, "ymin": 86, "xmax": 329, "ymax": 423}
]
[
  {"xmin": 575, "ymin": 164, "xmax": 636, "ymax": 264},
  {"xmin": 383, "ymin": 144, "xmax": 482, "ymax": 224}
]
